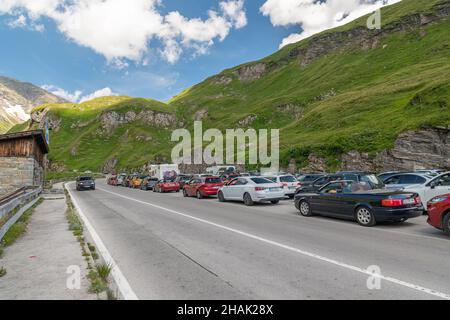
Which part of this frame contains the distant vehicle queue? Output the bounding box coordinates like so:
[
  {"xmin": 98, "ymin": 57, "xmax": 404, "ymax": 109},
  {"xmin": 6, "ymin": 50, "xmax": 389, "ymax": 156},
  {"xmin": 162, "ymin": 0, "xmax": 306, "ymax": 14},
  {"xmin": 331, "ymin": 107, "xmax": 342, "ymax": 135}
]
[{"xmin": 101, "ymin": 168, "xmax": 450, "ymax": 234}]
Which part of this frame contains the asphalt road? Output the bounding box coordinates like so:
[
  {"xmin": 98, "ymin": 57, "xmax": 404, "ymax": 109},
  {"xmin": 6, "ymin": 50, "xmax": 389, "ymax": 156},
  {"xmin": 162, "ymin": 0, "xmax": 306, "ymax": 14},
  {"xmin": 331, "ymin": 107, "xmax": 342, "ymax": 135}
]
[{"xmin": 67, "ymin": 181, "xmax": 450, "ymax": 300}]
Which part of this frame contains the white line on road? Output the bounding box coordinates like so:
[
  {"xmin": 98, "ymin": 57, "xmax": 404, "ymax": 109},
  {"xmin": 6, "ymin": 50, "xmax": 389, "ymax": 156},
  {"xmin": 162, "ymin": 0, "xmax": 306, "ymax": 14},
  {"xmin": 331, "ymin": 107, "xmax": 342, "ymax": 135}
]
[
  {"xmin": 98, "ymin": 186, "xmax": 450, "ymax": 300},
  {"xmin": 66, "ymin": 184, "xmax": 139, "ymax": 300}
]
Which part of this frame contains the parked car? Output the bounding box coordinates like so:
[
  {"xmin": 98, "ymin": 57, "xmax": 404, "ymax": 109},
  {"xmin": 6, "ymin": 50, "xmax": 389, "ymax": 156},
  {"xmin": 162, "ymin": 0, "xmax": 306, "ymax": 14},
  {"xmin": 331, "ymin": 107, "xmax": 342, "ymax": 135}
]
[
  {"xmin": 265, "ymin": 174, "xmax": 300, "ymax": 199},
  {"xmin": 131, "ymin": 175, "xmax": 147, "ymax": 189},
  {"xmin": 378, "ymin": 171, "xmax": 411, "ymax": 182},
  {"xmin": 415, "ymin": 169, "xmax": 445, "ymax": 177},
  {"xmin": 175, "ymin": 175, "xmax": 193, "ymax": 189},
  {"xmin": 395, "ymin": 172, "xmax": 450, "ymax": 211},
  {"xmin": 140, "ymin": 177, "xmax": 159, "ymax": 191},
  {"xmin": 296, "ymin": 172, "xmax": 384, "ymax": 194},
  {"xmin": 183, "ymin": 176, "xmax": 224, "ymax": 199},
  {"xmin": 294, "ymin": 180, "xmax": 423, "ymax": 227},
  {"xmin": 76, "ymin": 176, "xmax": 96, "ymax": 191},
  {"xmin": 384, "ymin": 173, "xmax": 432, "ymax": 190},
  {"xmin": 217, "ymin": 177, "xmax": 285, "ymax": 206},
  {"xmin": 427, "ymin": 194, "xmax": 450, "ymax": 235},
  {"xmin": 296, "ymin": 174, "xmax": 326, "ymax": 186},
  {"xmin": 107, "ymin": 176, "xmax": 118, "ymax": 186},
  {"xmin": 154, "ymin": 180, "xmax": 180, "ymax": 193},
  {"xmin": 117, "ymin": 174, "xmax": 127, "ymax": 186},
  {"xmin": 124, "ymin": 175, "xmax": 136, "ymax": 188}
]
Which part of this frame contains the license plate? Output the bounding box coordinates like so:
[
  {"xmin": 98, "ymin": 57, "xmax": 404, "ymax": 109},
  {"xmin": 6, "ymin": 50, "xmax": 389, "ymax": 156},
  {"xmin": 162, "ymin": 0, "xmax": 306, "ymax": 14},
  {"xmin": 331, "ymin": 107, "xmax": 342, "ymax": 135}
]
[
  {"xmin": 289, "ymin": 186, "xmax": 296, "ymax": 189},
  {"xmin": 403, "ymin": 199, "xmax": 415, "ymax": 205},
  {"xmin": 270, "ymin": 188, "xmax": 281, "ymax": 192}
]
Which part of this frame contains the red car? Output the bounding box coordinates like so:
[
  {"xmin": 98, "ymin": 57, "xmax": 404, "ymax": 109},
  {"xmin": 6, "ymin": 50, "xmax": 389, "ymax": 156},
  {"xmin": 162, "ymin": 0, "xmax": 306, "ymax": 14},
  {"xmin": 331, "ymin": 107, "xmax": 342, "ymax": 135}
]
[
  {"xmin": 427, "ymin": 194, "xmax": 450, "ymax": 235},
  {"xmin": 183, "ymin": 176, "xmax": 224, "ymax": 199},
  {"xmin": 107, "ymin": 176, "xmax": 118, "ymax": 186},
  {"xmin": 153, "ymin": 180, "xmax": 180, "ymax": 193}
]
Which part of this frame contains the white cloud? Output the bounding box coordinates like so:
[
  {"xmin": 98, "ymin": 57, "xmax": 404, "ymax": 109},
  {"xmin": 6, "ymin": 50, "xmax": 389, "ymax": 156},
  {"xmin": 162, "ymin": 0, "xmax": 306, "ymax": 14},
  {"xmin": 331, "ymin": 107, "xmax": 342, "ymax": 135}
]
[
  {"xmin": 41, "ymin": 85, "xmax": 82, "ymax": 102},
  {"xmin": 260, "ymin": 0, "xmax": 402, "ymax": 48},
  {"xmin": 79, "ymin": 88, "xmax": 117, "ymax": 103},
  {"xmin": 7, "ymin": 14, "xmax": 27, "ymax": 28},
  {"xmin": 0, "ymin": 0, "xmax": 247, "ymax": 65},
  {"xmin": 42, "ymin": 85, "xmax": 117, "ymax": 103}
]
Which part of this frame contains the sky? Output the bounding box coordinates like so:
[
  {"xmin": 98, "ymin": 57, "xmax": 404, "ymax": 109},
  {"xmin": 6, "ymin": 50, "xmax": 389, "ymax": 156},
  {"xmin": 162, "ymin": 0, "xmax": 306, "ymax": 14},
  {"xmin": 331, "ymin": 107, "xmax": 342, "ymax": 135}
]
[{"xmin": 0, "ymin": 0, "xmax": 401, "ymax": 103}]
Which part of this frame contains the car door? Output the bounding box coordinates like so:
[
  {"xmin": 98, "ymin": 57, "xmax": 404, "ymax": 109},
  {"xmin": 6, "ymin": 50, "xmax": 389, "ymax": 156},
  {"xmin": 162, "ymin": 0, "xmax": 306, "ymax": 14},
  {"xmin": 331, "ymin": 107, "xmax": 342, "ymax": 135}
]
[
  {"xmin": 233, "ymin": 178, "xmax": 249, "ymax": 200},
  {"xmin": 186, "ymin": 179, "xmax": 199, "ymax": 196},
  {"xmin": 222, "ymin": 178, "xmax": 239, "ymax": 199},
  {"xmin": 424, "ymin": 173, "xmax": 450, "ymax": 204},
  {"xmin": 315, "ymin": 182, "xmax": 346, "ymax": 216}
]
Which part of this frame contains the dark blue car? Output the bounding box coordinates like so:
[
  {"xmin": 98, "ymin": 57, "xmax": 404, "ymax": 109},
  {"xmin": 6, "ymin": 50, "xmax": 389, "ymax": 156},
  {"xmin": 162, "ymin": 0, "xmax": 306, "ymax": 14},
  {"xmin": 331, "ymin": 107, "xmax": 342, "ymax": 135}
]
[{"xmin": 294, "ymin": 180, "xmax": 423, "ymax": 227}]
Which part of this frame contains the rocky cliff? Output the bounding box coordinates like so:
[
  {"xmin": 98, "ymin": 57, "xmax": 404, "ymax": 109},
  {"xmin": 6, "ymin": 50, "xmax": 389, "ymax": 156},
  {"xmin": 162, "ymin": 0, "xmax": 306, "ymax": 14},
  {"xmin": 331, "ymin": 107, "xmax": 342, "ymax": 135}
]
[{"xmin": 301, "ymin": 127, "xmax": 450, "ymax": 173}]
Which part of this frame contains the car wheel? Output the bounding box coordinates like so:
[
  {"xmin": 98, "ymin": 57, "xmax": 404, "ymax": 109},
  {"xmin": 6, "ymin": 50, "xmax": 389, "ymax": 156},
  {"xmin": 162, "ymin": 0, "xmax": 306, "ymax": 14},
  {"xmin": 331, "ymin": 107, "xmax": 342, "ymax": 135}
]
[
  {"xmin": 218, "ymin": 191, "xmax": 226, "ymax": 202},
  {"xmin": 197, "ymin": 191, "xmax": 203, "ymax": 200},
  {"xmin": 443, "ymin": 213, "xmax": 450, "ymax": 236},
  {"xmin": 356, "ymin": 206, "xmax": 376, "ymax": 227},
  {"xmin": 243, "ymin": 193, "xmax": 254, "ymax": 206},
  {"xmin": 298, "ymin": 200, "xmax": 313, "ymax": 217},
  {"xmin": 183, "ymin": 189, "xmax": 188, "ymax": 197},
  {"xmin": 271, "ymin": 200, "xmax": 280, "ymax": 205}
]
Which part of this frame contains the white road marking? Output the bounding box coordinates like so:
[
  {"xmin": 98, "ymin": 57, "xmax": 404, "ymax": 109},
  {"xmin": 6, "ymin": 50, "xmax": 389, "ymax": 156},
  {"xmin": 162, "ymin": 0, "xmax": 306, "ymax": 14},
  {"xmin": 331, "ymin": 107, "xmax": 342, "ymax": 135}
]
[
  {"xmin": 98, "ymin": 186, "xmax": 450, "ymax": 300},
  {"xmin": 66, "ymin": 184, "xmax": 139, "ymax": 300}
]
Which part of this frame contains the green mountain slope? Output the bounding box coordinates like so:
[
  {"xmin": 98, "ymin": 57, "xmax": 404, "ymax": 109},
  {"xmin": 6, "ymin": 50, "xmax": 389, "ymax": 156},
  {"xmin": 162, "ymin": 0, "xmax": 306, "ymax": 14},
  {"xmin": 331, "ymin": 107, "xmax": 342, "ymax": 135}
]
[{"xmin": 11, "ymin": 0, "xmax": 450, "ymax": 175}]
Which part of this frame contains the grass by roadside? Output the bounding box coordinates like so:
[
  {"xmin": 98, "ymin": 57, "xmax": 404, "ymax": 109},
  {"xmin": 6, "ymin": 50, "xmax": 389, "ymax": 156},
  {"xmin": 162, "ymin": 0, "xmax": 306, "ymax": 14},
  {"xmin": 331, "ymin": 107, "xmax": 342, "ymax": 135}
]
[
  {"xmin": 0, "ymin": 197, "xmax": 44, "ymax": 279},
  {"xmin": 64, "ymin": 187, "xmax": 117, "ymax": 300}
]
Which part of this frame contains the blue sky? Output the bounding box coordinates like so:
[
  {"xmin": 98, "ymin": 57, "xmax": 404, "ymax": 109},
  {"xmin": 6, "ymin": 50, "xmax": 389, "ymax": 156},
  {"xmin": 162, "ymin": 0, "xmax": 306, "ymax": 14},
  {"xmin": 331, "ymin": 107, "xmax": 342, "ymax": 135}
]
[{"xmin": 0, "ymin": 0, "xmax": 399, "ymax": 102}]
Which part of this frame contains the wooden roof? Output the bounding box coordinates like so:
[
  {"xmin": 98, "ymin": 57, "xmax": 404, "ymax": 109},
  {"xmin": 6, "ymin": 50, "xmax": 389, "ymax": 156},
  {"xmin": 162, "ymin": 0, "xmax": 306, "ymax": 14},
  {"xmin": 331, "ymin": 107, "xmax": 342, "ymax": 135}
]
[{"xmin": 0, "ymin": 130, "xmax": 49, "ymax": 154}]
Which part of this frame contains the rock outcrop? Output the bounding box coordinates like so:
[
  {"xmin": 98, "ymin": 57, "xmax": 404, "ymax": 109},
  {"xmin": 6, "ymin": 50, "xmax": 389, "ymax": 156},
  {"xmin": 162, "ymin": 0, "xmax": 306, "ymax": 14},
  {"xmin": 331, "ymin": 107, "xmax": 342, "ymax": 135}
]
[
  {"xmin": 374, "ymin": 127, "xmax": 450, "ymax": 171},
  {"xmin": 234, "ymin": 63, "xmax": 266, "ymax": 82},
  {"xmin": 303, "ymin": 127, "xmax": 450, "ymax": 173},
  {"xmin": 99, "ymin": 110, "xmax": 177, "ymax": 134}
]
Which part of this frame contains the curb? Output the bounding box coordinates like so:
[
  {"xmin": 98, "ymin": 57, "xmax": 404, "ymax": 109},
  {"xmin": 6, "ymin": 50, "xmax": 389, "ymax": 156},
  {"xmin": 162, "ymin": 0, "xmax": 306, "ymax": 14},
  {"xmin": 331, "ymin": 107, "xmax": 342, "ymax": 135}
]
[{"xmin": 64, "ymin": 182, "xmax": 139, "ymax": 300}]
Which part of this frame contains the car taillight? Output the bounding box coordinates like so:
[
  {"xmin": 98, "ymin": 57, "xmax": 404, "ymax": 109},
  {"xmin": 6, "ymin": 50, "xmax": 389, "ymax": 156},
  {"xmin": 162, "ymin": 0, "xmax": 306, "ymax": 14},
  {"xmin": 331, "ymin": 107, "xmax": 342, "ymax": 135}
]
[
  {"xmin": 255, "ymin": 187, "xmax": 266, "ymax": 191},
  {"xmin": 381, "ymin": 199, "xmax": 404, "ymax": 207},
  {"xmin": 414, "ymin": 197, "xmax": 422, "ymax": 205}
]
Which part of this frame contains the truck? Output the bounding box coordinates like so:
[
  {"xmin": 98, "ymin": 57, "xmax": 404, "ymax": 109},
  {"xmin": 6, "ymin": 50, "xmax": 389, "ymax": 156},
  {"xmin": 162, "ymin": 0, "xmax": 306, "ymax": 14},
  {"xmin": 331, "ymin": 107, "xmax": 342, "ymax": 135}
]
[{"xmin": 149, "ymin": 164, "xmax": 180, "ymax": 181}]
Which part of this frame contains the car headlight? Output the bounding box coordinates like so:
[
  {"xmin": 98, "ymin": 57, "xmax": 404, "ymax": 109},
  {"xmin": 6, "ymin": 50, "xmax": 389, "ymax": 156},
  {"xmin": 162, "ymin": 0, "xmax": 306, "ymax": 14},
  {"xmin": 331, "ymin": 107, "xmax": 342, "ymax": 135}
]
[{"xmin": 429, "ymin": 196, "xmax": 449, "ymax": 204}]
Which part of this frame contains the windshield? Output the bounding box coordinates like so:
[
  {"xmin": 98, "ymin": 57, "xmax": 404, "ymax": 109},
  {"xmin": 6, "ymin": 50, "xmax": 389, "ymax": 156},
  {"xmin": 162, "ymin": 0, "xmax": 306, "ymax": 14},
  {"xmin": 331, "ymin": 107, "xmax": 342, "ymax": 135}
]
[
  {"xmin": 361, "ymin": 175, "xmax": 384, "ymax": 189},
  {"xmin": 79, "ymin": 177, "xmax": 93, "ymax": 181},
  {"xmin": 251, "ymin": 178, "xmax": 275, "ymax": 184},
  {"xmin": 205, "ymin": 178, "xmax": 222, "ymax": 183}
]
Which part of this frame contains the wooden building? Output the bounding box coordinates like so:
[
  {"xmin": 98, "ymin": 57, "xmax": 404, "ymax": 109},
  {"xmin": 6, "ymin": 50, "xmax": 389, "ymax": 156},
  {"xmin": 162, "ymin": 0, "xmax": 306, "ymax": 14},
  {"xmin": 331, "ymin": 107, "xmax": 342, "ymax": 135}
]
[{"xmin": 0, "ymin": 130, "xmax": 49, "ymax": 196}]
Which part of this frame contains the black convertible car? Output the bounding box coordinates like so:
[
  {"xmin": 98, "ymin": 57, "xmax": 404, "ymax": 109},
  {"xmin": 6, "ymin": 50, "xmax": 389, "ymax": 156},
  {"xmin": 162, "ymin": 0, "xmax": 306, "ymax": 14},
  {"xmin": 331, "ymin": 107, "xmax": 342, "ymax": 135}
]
[{"xmin": 294, "ymin": 180, "xmax": 424, "ymax": 227}]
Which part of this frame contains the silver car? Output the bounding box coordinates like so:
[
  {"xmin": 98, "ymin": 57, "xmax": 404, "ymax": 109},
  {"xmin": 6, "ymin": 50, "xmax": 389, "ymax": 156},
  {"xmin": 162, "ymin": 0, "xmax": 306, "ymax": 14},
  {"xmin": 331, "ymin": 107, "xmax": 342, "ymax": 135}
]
[{"xmin": 218, "ymin": 177, "xmax": 285, "ymax": 206}]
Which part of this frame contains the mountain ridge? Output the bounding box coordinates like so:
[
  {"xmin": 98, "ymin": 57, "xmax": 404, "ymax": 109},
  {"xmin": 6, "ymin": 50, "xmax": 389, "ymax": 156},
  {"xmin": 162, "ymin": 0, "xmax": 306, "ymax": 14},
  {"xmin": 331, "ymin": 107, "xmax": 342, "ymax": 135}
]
[{"xmin": 0, "ymin": 76, "xmax": 67, "ymax": 133}]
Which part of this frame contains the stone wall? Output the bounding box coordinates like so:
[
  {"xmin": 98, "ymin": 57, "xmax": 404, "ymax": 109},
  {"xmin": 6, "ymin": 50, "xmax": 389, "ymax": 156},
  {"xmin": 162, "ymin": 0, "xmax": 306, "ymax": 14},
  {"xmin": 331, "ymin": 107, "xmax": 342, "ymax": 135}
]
[{"xmin": 0, "ymin": 157, "xmax": 42, "ymax": 196}]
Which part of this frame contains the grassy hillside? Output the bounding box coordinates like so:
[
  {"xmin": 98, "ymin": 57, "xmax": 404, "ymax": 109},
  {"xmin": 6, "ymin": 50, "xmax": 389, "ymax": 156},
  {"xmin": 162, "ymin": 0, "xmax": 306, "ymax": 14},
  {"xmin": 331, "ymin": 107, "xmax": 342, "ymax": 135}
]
[
  {"xmin": 170, "ymin": 0, "xmax": 450, "ymax": 168},
  {"xmin": 11, "ymin": 0, "xmax": 450, "ymax": 174}
]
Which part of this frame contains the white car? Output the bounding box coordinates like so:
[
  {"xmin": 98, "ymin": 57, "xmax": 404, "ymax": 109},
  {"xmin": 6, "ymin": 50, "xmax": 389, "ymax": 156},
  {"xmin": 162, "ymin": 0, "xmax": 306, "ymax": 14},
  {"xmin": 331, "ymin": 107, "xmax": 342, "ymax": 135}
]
[
  {"xmin": 384, "ymin": 173, "xmax": 433, "ymax": 190},
  {"xmin": 399, "ymin": 172, "xmax": 450, "ymax": 210},
  {"xmin": 266, "ymin": 175, "xmax": 300, "ymax": 198},
  {"xmin": 218, "ymin": 177, "xmax": 285, "ymax": 206}
]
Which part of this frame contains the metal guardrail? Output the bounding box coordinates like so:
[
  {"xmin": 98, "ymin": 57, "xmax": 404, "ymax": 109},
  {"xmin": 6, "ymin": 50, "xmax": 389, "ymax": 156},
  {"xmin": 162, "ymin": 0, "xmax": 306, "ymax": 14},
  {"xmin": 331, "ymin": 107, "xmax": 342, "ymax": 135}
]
[{"xmin": 0, "ymin": 187, "xmax": 42, "ymax": 241}]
